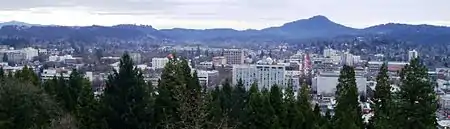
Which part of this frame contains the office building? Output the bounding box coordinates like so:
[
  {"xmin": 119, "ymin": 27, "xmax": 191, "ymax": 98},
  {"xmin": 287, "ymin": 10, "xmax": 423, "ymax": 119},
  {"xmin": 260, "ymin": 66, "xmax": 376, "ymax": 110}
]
[
  {"xmin": 232, "ymin": 64, "xmax": 286, "ymax": 90},
  {"xmin": 323, "ymin": 48, "xmax": 337, "ymax": 58},
  {"xmin": 341, "ymin": 52, "xmax": 354, "ymax": 66},
  {"xmin": 223, "ymin": 49, "xmax": 245, "ymax": 65},
  {"xmin": 129, "ymin": 52, "xmax": 142, "ymax": 64},
  {"xmin": 21, "ymin": 47, "xmax": 39, "ymax": 60},
  {"xmin": 41, "ymin": 68, "xmax": 72, "ymax": 80},
  {"xmin": 152, "ymin": 57, "xmax": 169, "ymax": 69},
  {"xmin": 313, "ymin": 71, "xmax": 367, "ymax": 95},
  {"xmin": 408, "ymin": 50, "xmax": 418, "ymax": 61},
  {"xmin": 212, "ymin": 56, "xmax": 227, "ymax": 67},
  {"xmin": 6, "ymin": 50, "xmax": 26, "ymax": 62},
  {"xmin": 197, "ymin": 70, "xmax": 219, "ymax": 87}
]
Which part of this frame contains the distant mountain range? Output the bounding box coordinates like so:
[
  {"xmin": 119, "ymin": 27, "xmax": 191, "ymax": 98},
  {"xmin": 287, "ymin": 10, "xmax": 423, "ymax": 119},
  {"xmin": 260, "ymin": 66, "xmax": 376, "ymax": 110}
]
[
  {"xmin": 1, "ymin": 15, "xmax": 450, "ymax": 44},
  {"xmin": 0, "ymin": 21, "xmax": 40, "ymax": 27}
]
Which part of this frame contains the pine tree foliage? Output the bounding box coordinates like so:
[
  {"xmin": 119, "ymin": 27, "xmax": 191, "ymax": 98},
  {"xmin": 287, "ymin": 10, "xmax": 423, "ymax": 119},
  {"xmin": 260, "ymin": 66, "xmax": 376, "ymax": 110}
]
[
  {"xmin": 397, "ymin": 58, "xmax": 437, "ymax": 129},
  {"xmin": 334, "ymin": 65, "xmax": 362, "ymax": 129},
  {"xmin": 0, "ymin": 52, "xmax": 440, "ymax": 129},
  {"xmin": 372, "ymin": 63, "xmax": 394, "ymax": 129},
  {"xmin": 0, "ymin": 78, "xmax": 60, "ymax": 129},
  {"xmin": 101, "ymin": 53, "xmax": 153, "ymax": 129}
]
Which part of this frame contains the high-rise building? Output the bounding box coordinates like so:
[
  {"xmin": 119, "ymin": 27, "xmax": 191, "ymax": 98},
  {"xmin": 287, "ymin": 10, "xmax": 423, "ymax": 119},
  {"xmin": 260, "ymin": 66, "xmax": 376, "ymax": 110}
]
[
  {"xmin": 223, "ymin": 49, "xmax": 245, "ymax": 65},
  {"xmin": 232, "ymin": 64, "xmax": 287, "ymax": 90},
  {"xmin": 323, "ymin": 48, "xmax": 341, "ymax": 64},
  {"xmin": 129, "ymin": 52, "xmax": 142, "ymax": 64},
  {"xmin": 408, "ymin": 50, "xmax": 418, "ymax": 61},
  {"xmin": 21, "ymin": 47, "xmax": 39, "ymax": 60},
  {"xmin": 341, "ymin": 52, "xmax": 354, "ymax": 66},
  {"xmin": 323, "ymin": 48, "xmax": 337, "ymax": 58},
  {"xmin": 353, "ymin": 56, "xmax": 361, "ymax": 64},
  {"xmin": 152, "ymin": 57, "xmax": 169, "ymax": 69}
]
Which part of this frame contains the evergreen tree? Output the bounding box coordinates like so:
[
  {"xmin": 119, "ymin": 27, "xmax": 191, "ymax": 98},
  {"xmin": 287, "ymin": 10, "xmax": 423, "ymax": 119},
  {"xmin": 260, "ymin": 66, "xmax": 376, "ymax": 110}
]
[
  {"xmin": 297, "ymin": 82, "xmax": 316, "ymax": 129},
  {"xmin": 0, "ymin": 79, "xmax": 60, "ymax": 129},
  {"xmin": 69, "ymin": 69, "xmax": 104, "ymax": 129},
  {"xmin": 220, "ymin": 78, "xmax": 233, "ymax": 118},
  {"xmin": 14, "ymin": 65, "xmax": 40, "ymax": 86},
  {"xmin": 206, "ymin": 86, "xmax": 224, "ymax": 129},
  {"xmin": 176, "ymin": 68, "xmax": 208, "ymax": 129},
  {"xmin": 284, "ymin": 79, "xmax": 303, "ymax": 129},
  {"xmin": 269, "ymin": 85, "xmax": 286, "ymax": 128},
  {"xmin": 153, "ymin": 57, "xmax": 181, "ymax": 129},
  {"xmin": 260, "ymin": 88, "xmax": 276, "ymax": 128},
  {"xmin": 244, "ymin": 83, "xmax": 264, "ymax": 129},
  {"xmin": 333, "ymin": 65, "xmax": 362, "ymax": 129},
  {"xmin": 0, "ymin": 67, "xmax": 4, "ymax": 80},
  {"xmin": 230, "ymin": 78, "xmax": 247, "ymax": 128},
  {"xmin": 397, "ymin": 58, "xmax": 437, "ymax": 129},
  {"xmin": 372, "ymin": 63, "xmax": 393, "ymax": 129},
  {"xmin": 101, "ymin": 53, "xmax": 153, "ymax": 129},
  {"xmin": 2, "ymin": 53, "xmax": 7, "ymax": 62}
]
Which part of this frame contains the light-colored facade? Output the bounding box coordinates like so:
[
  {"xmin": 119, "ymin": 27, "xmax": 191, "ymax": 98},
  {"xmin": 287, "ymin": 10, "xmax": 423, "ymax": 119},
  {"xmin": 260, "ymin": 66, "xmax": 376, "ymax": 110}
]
[
  {"xmin": 313, "ymin": 71, "xmax": 367, "ymax": 95},
  {"xmin": 323, "ymin": 48, "xmax": 337, "ymax": 58},
  {"xmin": 232, "ymin": 64, "xmax": 286, "ymax": 90},
  {"xmin": 6, "ymin": 50, "xmax": 26, "ymax": 62},
  {"xmin": 353, "ymin": 56, "xmax": 361, "ymax": 64},
  {"xmin": 212, "ymin": 56, "xmax": 227, "ymax": 66},
  {"xmin": 21, "ymin": 47, "xmax": 39, "ymax": 60},
  {"xmin": 198, "ymin": 61, "xmax": 213, "ymax": 69},
  {"xmin": 341, "ymin": 52, "xmax": 354, "ymax": 66},
  {"xmin": 152, "ymin": 57, "xmax": 169, "ymax": 69},
  {"xmin": 408, "ymin": 50, "xmax": 418, "ymax": 61},
  {"xmin": 323, "ymin": 48, "xmax": 341, "ymax": 64},
  {"xmin": 223, "ymin": 49, "xmax": 245, "ymax": 65},
  {"xmin": 41, "ymin": 69, "xmax": 72, "ymax": 80},
  {"xmin": 197, "ymin": 70, "xmax": 219, "ymax": 87},
  {"xmin": 129, "ymin": 52, "xmax": 142, "ymax": 64}
]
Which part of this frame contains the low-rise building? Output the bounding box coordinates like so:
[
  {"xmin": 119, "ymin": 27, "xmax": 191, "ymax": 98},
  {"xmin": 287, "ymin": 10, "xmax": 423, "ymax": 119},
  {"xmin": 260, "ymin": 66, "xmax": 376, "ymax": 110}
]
[
  {"xmin": 212, "ymin": 56, "xmax": 227, "ymax": 67},
  {"xmin": 41, "ymin": 68, "xmax": 72, "ymax": 80},
  {"xmin": 197, "ymin": 70, "xmax": 219, "ymax": 87},
  {"xmin": 313, "ymin": 71, "xmax": 367, "ymax": 95}
]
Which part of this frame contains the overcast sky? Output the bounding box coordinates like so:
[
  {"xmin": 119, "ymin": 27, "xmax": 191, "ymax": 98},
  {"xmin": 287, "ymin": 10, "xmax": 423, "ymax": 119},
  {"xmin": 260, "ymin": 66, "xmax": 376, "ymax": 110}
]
[{"xmin": 0, "ymin": 0, "xmax": 449, "ymax": 30}]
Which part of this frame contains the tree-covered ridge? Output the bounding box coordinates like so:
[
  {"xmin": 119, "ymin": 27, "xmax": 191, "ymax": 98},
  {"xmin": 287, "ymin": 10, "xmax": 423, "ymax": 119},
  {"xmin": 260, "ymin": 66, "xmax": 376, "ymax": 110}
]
[{"xmin": 0, "ymin": 54, "xmax": 437, "ymax": 129}]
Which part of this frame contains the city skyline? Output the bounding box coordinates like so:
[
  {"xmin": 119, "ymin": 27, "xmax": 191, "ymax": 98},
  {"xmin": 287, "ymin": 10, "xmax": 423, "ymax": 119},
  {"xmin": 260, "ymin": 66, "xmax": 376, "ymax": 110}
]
[{"xmin": 0, "ymin": 0, "xmax": 449, "ymax": 30}]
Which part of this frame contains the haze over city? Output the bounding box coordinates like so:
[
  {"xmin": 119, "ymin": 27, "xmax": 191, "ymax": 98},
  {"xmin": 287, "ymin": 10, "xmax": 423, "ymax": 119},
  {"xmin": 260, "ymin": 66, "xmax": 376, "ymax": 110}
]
[{"xmin": 0, "ymin": 0, "xmax": 449, "ymax": 29}]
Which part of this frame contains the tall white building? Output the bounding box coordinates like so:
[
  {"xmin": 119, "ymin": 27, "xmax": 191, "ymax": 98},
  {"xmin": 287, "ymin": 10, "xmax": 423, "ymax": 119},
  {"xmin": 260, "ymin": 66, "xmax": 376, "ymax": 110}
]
[
  {"xmin": 323, "ymin": 48, "xmax": 341, "ymax": 64},
  {"xmin": 232, "ymin": 64, "xmax": 286, "ymax": 90},
  {"xmin": 129, "ymin": 52, "xmax": 142, "ymax": 64},
  {"xmin": 152, "ymin": 57, "xmax": 169, "ymax": 69},
  {"xmin": 323, "ymin": 48, "xmax": 337, "ymax": 58},
  {"xmin": 353, "ymin": 56, "xmax": 361, "ymax": 64},
  {"xmin": 21, "ymin": 47, "xmax": 39, "ymax": 60},
  {"xmin": 408, "ymin": 50, "xmax": 418, "ymax": 61},
  {"xmin": 223, "ymin": 49, "xmax": 245, "ymax": 65},
  {"xmin": 341, "ymin": 52, "xmax": 354, "ymax": 66}
]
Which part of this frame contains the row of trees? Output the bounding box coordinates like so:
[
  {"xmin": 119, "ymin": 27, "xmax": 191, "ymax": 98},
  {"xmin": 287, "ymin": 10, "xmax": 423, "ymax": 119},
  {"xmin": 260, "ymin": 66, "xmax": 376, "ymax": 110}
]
[{"xmin": 0, "ymin": 53, "xmax": 437, "ymax": 129}]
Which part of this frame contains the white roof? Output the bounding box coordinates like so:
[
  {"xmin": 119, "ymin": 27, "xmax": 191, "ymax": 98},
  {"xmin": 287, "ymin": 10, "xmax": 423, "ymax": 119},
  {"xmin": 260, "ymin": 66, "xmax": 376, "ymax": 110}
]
[{"xmin": 438, "ymin": 120, "xmax": 450, "ymax": 127}]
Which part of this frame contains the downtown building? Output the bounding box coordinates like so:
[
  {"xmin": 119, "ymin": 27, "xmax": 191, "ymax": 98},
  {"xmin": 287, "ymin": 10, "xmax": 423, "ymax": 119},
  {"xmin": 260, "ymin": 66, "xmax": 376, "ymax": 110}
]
[
  {"xmin": 223, "ymin": 49, "xmax": 245, "ymax": 65},
  {"xmin": 312, "ymin": 71, "xmax": 367, "ymax": 96},
  {"xmin": 232, "ymin": 63, "xmax": 300, "ymax": 90}
]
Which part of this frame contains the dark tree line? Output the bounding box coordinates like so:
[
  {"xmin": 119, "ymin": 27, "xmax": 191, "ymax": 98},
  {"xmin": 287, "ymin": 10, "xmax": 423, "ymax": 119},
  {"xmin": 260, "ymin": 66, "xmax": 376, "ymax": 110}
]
[{"xmin": 0, "ymin": 54, "xmax": 437, "ymax": 129}]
